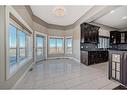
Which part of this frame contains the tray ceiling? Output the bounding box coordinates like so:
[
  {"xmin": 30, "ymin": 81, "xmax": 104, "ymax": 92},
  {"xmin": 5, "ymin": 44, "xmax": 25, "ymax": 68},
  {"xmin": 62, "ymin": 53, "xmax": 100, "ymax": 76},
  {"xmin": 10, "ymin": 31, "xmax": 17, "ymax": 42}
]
[{"xmin": 30, "ymin": 6, "xmax": 93, "ymax": 26}]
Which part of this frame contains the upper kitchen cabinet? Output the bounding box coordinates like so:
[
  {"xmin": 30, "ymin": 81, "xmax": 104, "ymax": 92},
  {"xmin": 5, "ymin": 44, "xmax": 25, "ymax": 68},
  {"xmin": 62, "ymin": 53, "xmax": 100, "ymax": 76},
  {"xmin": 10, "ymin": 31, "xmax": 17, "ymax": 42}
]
[
  {"xmin": 80, "ymin": 23, "xmax": 100, "ymax": 44},
  {"xmin": 110, "ymin": 31, "xmax": 127, "ymax": 45}
]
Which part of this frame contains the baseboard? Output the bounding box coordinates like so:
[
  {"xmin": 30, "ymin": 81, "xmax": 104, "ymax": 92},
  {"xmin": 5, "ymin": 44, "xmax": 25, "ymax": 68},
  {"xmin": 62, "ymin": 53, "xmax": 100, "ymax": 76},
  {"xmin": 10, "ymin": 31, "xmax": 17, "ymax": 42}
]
[
  {"xmin": 47, "ymin": 56, "xmax": 80, "ymax": 63},
  {"xmin": 11, "ymin": 61, "xmax": 35, "ymax": 89},
  {"xmin": 47, "ymin": 56, "xmax": 71, "ymax": 60},
  {"xmin": 69, "ymin": 57, "xmax": 80, "ymax": 63}
]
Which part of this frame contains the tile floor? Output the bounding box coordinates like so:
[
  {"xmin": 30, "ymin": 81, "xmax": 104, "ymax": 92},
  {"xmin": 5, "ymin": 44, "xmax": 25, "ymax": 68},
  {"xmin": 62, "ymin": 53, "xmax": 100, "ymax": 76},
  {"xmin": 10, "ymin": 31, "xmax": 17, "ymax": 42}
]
[{"xmin": 14, "ymin": 58, "xmax": 120, "ymax": 90}]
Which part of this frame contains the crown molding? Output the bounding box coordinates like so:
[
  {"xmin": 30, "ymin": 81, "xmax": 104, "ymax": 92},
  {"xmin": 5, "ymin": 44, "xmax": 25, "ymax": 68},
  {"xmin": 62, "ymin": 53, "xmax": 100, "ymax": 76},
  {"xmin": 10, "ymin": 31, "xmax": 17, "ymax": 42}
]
[
  {"xmin": 25, "ymin": 6, "xmax": 33, "ymax": 18},
  {"xmin": 32, "ymin": 14, "xmax": 49, "ymax": 28}
]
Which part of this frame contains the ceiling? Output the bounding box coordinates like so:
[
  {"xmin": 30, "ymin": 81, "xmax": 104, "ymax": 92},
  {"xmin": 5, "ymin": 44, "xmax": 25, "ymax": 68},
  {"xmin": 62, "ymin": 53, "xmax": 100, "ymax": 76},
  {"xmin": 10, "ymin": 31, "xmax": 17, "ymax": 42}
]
[
  {"xmin": 30, "ymin": 6, "xmax": 93, "ymax": 26},
  {"xmin": 94, "ymin": 6, "xmax": 127, "ymax": 29}
]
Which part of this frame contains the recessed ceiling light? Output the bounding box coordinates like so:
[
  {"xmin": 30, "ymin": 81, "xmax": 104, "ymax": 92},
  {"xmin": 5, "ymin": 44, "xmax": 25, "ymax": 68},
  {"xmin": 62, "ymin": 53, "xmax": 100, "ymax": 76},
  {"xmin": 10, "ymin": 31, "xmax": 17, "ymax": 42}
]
[
  {"xmin": 110, "ymin": 10, "xmax": 115, "ymax": 14},
  {"xmin": 122, "ymin": 16, "xmax": 127, "ymax": 19},
  {"xmin": 53, "ymin": 7, "xmax": 66, "ymax": 16}
]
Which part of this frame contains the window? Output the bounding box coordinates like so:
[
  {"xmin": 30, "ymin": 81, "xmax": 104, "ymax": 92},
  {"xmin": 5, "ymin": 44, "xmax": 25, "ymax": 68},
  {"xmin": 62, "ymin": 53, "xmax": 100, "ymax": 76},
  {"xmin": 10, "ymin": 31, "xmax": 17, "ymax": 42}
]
[
  {"xmin": 98, "ymin": 36, "xmax": 109, "ymax": 48},
  {"xmin": 57, "ymin": 38, "xmax": 64, "ymax": 53},
  {"xmin": 8, "ymin": 23, "xmax": 30, "ymax": 75},
  {"xmin": 65, "ymin": 37, "xmax": 72, "ymax": 54},
  {"xmin": 49, "ymin": 37, "xmax": 64, "ymax": 54},
  {"xmin": 19, "ymin": 31, "xmax": 27, "ymax": 61},
  {"xmin": 49, "ymin": 38, "xmax": 57, "ymax": 54},
  {"xmin": 9, "ymin": 24, "xmax": 17, "ymax": 69},
  {"xmin": 36, "ymin": 36, "xmax": 44, "ymax": 60}
]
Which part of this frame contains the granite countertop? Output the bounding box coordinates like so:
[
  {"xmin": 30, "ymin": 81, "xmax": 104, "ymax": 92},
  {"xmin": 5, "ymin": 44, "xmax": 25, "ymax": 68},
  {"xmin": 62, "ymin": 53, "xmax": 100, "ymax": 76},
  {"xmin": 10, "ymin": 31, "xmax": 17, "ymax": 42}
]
[{"xmin": 81, "ymin": 48, "xmax": 108, "ymax": 51}]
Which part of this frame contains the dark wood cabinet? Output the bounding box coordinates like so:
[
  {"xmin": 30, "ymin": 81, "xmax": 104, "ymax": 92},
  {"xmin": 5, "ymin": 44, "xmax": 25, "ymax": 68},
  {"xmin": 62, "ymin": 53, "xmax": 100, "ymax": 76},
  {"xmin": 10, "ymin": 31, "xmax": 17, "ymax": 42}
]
[
  {"xmin": 109, "ymin": 50, "xmax": 127, "ymax": 86},
  {"xmin": 110, "ymin": 31, "xmax": 127, "ymax": 45},
  {"xmin": 80, "ymin": 23, "xmax": 108, "ymax": 66},
  {"xmin": 81, "ymin": 51, "xmax": 108, "ymax": 65},
  {"xmin": 80, "ymin": 23, "xmax": 100, "ymax": 44},
  {"xmin": 81, "ymin": 51, "xmax": 88, "ymax": 65}
]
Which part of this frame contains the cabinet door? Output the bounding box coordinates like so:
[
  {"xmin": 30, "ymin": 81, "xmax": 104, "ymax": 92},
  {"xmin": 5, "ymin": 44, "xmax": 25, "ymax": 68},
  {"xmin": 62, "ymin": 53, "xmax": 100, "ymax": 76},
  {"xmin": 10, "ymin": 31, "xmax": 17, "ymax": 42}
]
[
  {"xmin": 110, "ymin": 31, "xmax": 117, "ymax": 44},
  {"xmin": 81, "ymin": 51, "xmax": 88, "ymax": 65},
  {"xmin": 111, "ymin": 53, "xmax": 121, "ymax": 81},
  {"xmin": 81, "ymin": 30, "xmax": 84, "ymax": 43},
  {"xmin": 121, "ymin": 33, "xmax": 125, "ymax": 43},
  {"xmin": 116, "ymin": 32, "xmax": 121, "ymax": 44},
  {"xmin": 122, "ymin": 53, "xmax": 127, "ymax": 85},
  {"xmin": 80, "ymin": 26, "xmax": 84, "ymax": 43},
  {"xmin": 125, "ymin": 33, "xmax": 127, "ymax": 43}
]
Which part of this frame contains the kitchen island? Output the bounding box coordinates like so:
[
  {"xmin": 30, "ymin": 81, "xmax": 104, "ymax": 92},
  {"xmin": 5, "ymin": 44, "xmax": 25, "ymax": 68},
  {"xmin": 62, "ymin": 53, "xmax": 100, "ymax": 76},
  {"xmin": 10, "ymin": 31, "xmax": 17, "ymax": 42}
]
[{"xmin": 109, "ymin": 49, "xmax": 127, "ymax": 86}]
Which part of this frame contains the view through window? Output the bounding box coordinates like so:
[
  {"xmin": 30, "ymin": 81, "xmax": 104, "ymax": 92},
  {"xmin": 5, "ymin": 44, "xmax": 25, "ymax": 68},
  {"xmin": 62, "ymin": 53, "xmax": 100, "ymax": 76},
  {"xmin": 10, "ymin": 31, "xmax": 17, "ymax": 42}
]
[
  {"xmin": 9, "ymin": 24, "xmax": 28, "ymax": 74},
  {"xmin": 49, "ymin": 37, "xmax": 72, "ymax": 54},
  {"xmin": 66, "ymin": 38, "xmax": 72, "ymax": 54},
  {"xmin": 36, "ymin": 36, "xmax": 44, "ymax": 60},
  {"xmin": 19, "ymin": 31, "xmax": 26, "ymax": 61},
  {"xmin": 9, "ymin": 24, "xmax": 17, "ymax": 66},
  {"xmin": 49, "ymin": 37, "xmax": 64, "ymax": 54}
]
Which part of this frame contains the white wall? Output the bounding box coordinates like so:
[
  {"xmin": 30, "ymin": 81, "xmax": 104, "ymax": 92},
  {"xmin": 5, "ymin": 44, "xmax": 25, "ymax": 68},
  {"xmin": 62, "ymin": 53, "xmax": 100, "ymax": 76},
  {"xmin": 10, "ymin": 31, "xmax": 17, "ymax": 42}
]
[{"xmin": 72, "ymin": 25, "xmax": 80, "ymax": 60}]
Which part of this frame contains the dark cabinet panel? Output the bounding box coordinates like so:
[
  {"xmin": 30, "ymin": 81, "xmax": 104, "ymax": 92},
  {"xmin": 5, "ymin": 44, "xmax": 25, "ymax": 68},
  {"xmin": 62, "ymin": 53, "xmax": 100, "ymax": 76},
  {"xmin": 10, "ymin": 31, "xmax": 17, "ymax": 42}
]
[
  {"xmin": 125, "ymin": 33, "xmax": 127, "ymax": 43},
  {"xmin": 80, "ymin": 23, "xmax": 100, "ymax": 43},
  {"xmin": 122, "ymin": 53, "xmax": 127, "ymax": 85},
  {"xmin": 81, "ymin": 51, "xmax": 108, "ymax": 65},
  {"xmin": 81, "ymin": 27, "xmax": 85, "ymax": 43},
  {"xmin": 110, "ymin": 31, "xmax": 127, "ymax": 45},
  {"xmin": 80, "ymin": 51, "xmax": 88, "ymax": 65}
]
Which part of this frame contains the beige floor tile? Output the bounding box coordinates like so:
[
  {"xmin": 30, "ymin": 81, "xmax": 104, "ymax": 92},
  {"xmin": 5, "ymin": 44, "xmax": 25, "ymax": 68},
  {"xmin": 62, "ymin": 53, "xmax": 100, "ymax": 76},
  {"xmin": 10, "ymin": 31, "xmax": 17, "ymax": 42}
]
[{"xmin": 14, "ymin": 59, "xmax": 118, "ymax": 90}]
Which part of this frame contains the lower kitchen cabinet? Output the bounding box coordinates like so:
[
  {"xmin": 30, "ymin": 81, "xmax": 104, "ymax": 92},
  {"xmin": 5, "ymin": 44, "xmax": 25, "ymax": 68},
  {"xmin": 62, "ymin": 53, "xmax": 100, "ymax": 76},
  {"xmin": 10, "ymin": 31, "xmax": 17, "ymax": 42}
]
[{"xmin": 80, "ymin": 50, "xmax": 108, "ymax": 65}]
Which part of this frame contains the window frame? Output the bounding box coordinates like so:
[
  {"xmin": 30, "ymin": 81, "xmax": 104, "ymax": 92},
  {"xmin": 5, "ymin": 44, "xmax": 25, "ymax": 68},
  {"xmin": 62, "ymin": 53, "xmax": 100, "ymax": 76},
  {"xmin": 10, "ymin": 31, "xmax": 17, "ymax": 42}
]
[
  {"xmin": 18, "ymin": 30, "xmax": 27, "ymax": 61},
  {"xmin": 65, "ymin": 36, "xmax": 73, "ymax": 54},
  {"xmin": 36, "ymin": 35, "xmax": 44, "ymax": 60},
  {"xmin": 48, "ymin": 36, "xmax": 64, "ymax": 54},
  {"xmin": 6, "ymin": 18, "xmax": 31, "ymax": 79}
]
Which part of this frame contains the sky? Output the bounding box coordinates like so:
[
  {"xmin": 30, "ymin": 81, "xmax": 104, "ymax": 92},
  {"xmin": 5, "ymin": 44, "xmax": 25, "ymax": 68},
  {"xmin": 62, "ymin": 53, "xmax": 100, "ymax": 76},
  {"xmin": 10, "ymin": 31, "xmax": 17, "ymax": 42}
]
[{"xmin": 9, "ymin": 24, "xmax": 26, "ymax": 48}]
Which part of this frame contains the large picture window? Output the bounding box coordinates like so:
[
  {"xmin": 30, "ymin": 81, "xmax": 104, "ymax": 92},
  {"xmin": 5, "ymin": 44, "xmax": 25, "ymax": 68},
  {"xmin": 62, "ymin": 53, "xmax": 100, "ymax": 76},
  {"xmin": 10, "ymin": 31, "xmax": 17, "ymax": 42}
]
[
  {"xmin": 8, "ymin": 23, "xmax": 29, "ymax": 75},
  {"xmin": 49, "ymin": 38, "xmax": 57, "ymax": 54},
  {"xmin": 49, "ymin": 37, "xmax": 64, "ymax": 54},
  {"xmin": 65, "ymin": 37, "xmax": 72, "ymax": 54},
  {"xmin": 57, "ymin": 38, "xmax": 64, "ymax": 53},
  {"xmin": 9, "ymin": 24, "xmax": 17, "ymax": 69},
  {"xmin": 19, "ymin": 31, "xmax": 26, "ymax": 61}
]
